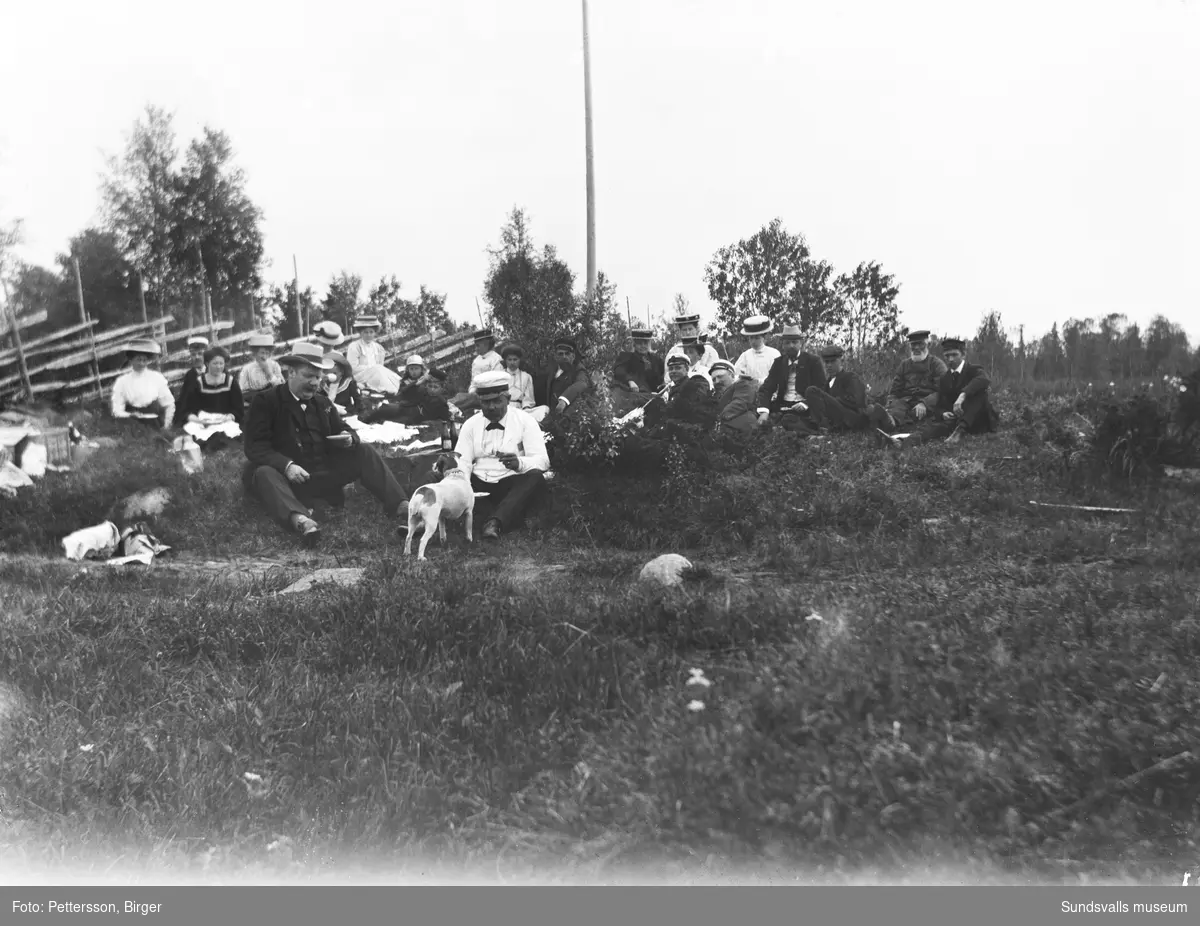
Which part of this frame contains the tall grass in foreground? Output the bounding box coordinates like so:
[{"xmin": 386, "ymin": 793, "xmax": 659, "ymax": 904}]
[{"xmin": 0, "ymin": 389, "xmax": 1198, "ymax": 879}]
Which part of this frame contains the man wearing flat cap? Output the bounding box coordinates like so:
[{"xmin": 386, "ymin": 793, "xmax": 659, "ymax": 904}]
[
  {"xmin": 532, "ymin": 337, "xmax": 591, "ymax": 423},
  {"xmin": 866, "ymin": 329, "xmax": 949, "ymax": 434},
  {"xmin": 802, "ymin": 346, "xmax": 869, "ymax": 433},
  {"xmin": 113, "ymin": 339, "xmax": 175, "ymax": 428},
  {"xmin": 243, "ymin": 341, "xmax": 408, "ymax": 547},
  {"xmin": 755, "ymin": 324, "xmax": 827, "ymax": 434},
  {"xmin": 172, "ymin": 335, "xmax": 210, "ymax": 427},
  {"xmin": 455, "ymin": 370, "xmax": 550, "ymax": 541},
  {"xmin": 611, "ymin": 328, "xmax": 665, "ymax": 416},
  {"xmin": 642, "ymin": 353, "xmax": 716, "ymax": 432},
  {"xmin": 709, "ymin": 359, "xmax": 760, "ymax": 438},
  {"xmin": 902, "ymin": 337, "xmax": 999, "ymax": 446}
]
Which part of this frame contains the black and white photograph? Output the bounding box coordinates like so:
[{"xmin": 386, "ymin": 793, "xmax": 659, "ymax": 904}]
[{"xmin": 1, "ymin": 0, "xmax": 1199, "ymax": 911}]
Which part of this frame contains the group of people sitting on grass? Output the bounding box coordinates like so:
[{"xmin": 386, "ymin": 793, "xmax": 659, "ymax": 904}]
[{"xmin": 106, "ymin": 310, "xmax": 998, "ymax": 549}]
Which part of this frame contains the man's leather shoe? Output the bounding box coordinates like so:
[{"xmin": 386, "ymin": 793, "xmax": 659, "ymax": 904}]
[
  {"xmin": 291, "ymin": 514, "xmax": 321, "ymax": 548},
  {"xmin": 482, "ymin": 519, "xmax": 502, "ymax": 541}
]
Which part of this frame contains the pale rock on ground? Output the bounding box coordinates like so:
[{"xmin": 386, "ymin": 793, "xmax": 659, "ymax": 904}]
[
  {"xmin": 119, "ymin": 487, "xmax": 173, "ymax": 521},
  {"xmin": 639, "ymin": 553, "xmax": 693, "ymax": 587},
  {"xmin": 278, "ymin": 568, "xmax": 367, "ymax": 596}
]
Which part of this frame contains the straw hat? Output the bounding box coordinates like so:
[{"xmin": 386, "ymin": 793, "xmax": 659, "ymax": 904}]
[
  {"xmin": 125, "ymin": 339, "xmax": 161, "ymax": 356},
  {"xmin": 312, "ymin": 321, "xmax": 345, "ymax": 347},
  {"xmin": 741, "ymin": 315, "xmax": 772, "ymax": 337},
  {"xmin": 279, "ymin": 341, "xmax": 334, "ymax": 371},
  {"xmin": 247, "ymin": 333, "xmax": 276, "ymax": 350}
]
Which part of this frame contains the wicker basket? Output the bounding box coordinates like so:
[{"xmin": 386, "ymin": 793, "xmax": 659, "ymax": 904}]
[{"xmin": 38, "ymin": 427, "xmax": 74, "ymax": 466}]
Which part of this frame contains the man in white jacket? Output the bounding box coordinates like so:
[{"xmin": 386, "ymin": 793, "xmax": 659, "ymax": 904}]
[
  {"xmin": 111, "ymin": 339, "xmax": 175, "ymax": 428},
  {"xmin": 454, "ymin": 370, "xmax": 549, "ymax": 541}
]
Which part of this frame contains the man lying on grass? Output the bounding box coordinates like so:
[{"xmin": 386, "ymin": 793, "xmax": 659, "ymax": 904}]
[
  {"xmin": 242, "ymin": 341, "xmax": 408, "ymax": 548},
  {"xmin": 452, "ymin": 370, "xmax": 549, "ymax": 542}
]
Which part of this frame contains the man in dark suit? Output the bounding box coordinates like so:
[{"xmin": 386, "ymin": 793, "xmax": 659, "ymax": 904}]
[
  {"xmin": 803, "ymin": 345, "xmax": 870, "ymax": 432},
  {"xmin": 755, "ymin": 323, "xmax": 827, "ymax": 433},
  {"xmin": 539, "ymin": 337, "xmax": 592, "ymax": 419},
  {"xmin": 243, "ymin": 341, "xmax": 408, "ymax": 547},
  {"xmin": 611, "ymin": 327, "xmax": 665, "ymax": 416},
  {"xmin": 904, "ymin": 338, "xmax": 1000, "ymax": 446}
]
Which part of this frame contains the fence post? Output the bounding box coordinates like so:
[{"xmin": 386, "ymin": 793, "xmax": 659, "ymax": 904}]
[
  {"xmin": 72, "ymin": 256, "xmax": 104, "ymax": 400},
  {"xmin": 0, "ymin": 279, "xmax": 33, "ymax": 399}
]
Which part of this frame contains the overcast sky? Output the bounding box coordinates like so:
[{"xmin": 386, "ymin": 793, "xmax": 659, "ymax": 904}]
[{"xmin": 1, "ymin": 0, "xmax": 1197, "ymax": 343}]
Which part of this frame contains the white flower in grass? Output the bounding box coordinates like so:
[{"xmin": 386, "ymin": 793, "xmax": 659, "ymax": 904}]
[
  {"xmin": 243, "ymin": 772, "xmax": 263, "ymax": 783},
  {"xmin": 79, "ymin": 744, "xmax": 94, "ymax": 753},
  {"xmin": 687, "ymin": 668, "xmax": 711, "ymax": 688},
  {"xmin": 687, "ymin": 700, "xmax": 706, "ymax": 712},
  {"xmin": 805, "ymin": 612, "xmax": 824, "ymax": 622},
  {"xmin": 893, "ymin": 721, "xmax": 901, "ymax": 740}
]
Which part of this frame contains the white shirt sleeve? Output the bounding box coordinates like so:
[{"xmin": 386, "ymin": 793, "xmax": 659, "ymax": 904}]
[
  {"xmin": 111, "ymin": 375, "xmax": 131, "ymax": 417},
  {"xmin": 454, "ymin": 416, "xmax": 480, "ymax": 479},
  {"xmin": 517, "ymin": 413, "xmax": 550, "ymax": 473}
]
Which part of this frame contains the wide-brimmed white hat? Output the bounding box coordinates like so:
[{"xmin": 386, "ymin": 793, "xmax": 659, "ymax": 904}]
[
  {"xmin": 247, "ymin": 333, "xmax": 276, "ymax": 349},
  {"xmin": 312, "ymin": 321, "xmax": 345, "ymax": 347},
  {"xmin": 741, "ymin": 315, "xmax": 772, "ymax": 336},
  {"xmin": 125, "ymin": 339, "xmax": 161, "ymax": 356},
  {"xmin": 279, "ymin": 341, "xmax": 334, "ymax": 371}
]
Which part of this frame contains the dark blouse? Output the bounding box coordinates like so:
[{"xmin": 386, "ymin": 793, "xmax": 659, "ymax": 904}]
[
  {"xmin": 183, "ymin": 373, "xmax": 244, "ymax": 424},
  {"xmin": 329, "ymin": 378, "xmax": 362, "ymax": 417}
]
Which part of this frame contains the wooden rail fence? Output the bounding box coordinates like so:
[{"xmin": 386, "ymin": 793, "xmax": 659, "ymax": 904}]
[{"xmin": 0, "ymin": 318, "xmax": 478, "ymax": 407}]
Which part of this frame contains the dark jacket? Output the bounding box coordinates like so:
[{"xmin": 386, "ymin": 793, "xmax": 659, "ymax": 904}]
[
  {"xmin": 541, "ymin": 363, "xmax": 592, "ymax": 409},
  {"xmin": 328, "ymin": 377, "xmax": 362, "ymax": 418},
  {"xmin": 613, "ymin": 350, "xmax": 665, "ymax": 393},
  {"xmin": 715, "ymin": 376, "xmax": 759, "ymax": 435},
  {"xmin": 667, "ymin": 375, "xmax": 716, "ymax": 426},
  {"xmin": 824, "ymin": 370, "xmax": 868, "ymax": 413},
  {"xmin": 756, "ymin": 352, "xmax": 827, "ymax": 412},
  {"xmin": 172, "ymin": 367, "xmax": 204, "ymax": 427},
  {"xmin": 927, "ymin": 362, "xmax": 1000, "ymax": 432},
  {"xmin": 243, "ymin": 383, "xmax": 360, "ymax": 477}
]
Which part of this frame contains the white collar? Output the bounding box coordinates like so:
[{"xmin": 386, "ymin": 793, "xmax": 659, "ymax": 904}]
[{"xmin": 951, "ymin": 361, "xmax": 965, "ymax": 374}]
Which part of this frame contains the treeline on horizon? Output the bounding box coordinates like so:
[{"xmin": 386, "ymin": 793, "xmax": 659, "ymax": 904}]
[{"xmin": 1, "ymin": 105, "xmax": 1195, "ymax": 386}]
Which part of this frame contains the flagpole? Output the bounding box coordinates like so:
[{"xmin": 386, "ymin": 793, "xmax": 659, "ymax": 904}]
[{"xmin": 582, "ymin": 0, "xmax": 597, "ymax": 303}]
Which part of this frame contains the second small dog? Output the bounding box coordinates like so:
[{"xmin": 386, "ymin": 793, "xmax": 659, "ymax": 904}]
[{"xmin": 404, "ymin": 452, "xmax": 475, "ymax": 561}]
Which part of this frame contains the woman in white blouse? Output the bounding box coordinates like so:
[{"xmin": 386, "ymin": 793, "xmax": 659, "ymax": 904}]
[
  {"xmin": 345, "ymin": 315, "xmax": 402, "ymax": 395},
  {"xmin": 238, "ymin": 332, "xmax": 285, "ymax": 410},
  {"xmin": 111, "ymin": 339, "xmax": 175, "ymax": 428},
  {"xmin": 500, "ymin": 343, "xmax": 536, "ymax": 410},
  {"xmin": 733, "ymin": 314, "xmax": 780, "ymax": 384}
]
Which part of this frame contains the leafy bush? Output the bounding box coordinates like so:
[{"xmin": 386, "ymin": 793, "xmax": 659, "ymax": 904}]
[{"xmin": 1088, "ymin": 388, "xmax": 1198, "ymax": 479}]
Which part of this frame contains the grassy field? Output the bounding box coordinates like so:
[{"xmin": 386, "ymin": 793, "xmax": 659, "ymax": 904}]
[{"xmin": 1, "ymin": 382, "xmax": 1199, "ymax": 884}]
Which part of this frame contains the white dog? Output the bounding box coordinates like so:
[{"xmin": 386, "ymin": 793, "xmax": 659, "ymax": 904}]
[{"xmin": 404, "ymin": 452, "xmax": 476, "ymax": 561}]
